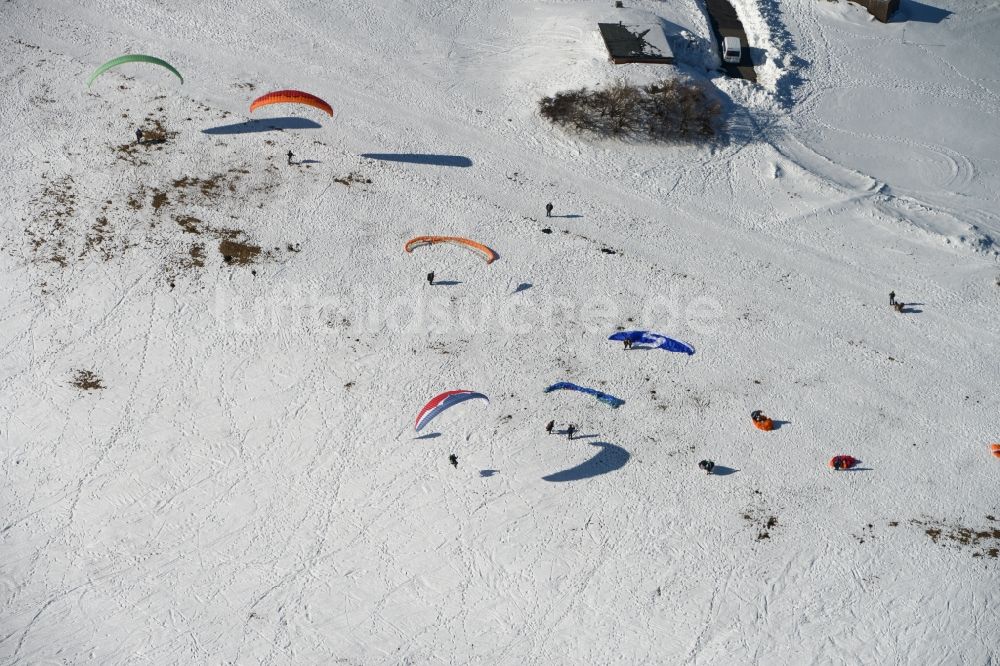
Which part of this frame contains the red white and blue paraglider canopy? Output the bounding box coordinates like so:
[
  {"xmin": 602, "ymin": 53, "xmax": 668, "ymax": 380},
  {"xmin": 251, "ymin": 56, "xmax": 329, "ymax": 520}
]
[{"xmin": 415, "ymin": 390, "xmax": 489, "ymax": 432}]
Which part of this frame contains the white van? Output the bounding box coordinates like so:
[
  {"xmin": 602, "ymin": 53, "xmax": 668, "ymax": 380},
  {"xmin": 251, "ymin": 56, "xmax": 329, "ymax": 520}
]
[{"xmin": 722, "ymin": 36, "xmax": 742, "ymax": 64}]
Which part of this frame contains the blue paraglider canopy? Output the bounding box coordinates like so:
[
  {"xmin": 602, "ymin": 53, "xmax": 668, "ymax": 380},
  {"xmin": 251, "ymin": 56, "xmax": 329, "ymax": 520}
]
[
  {"xmin": 608, "ymin": 331, "xmax": 695, "ymax": 355},
  {"xmin": 544, "ymin": 382, "xmax": 624, "ymax": 409}
]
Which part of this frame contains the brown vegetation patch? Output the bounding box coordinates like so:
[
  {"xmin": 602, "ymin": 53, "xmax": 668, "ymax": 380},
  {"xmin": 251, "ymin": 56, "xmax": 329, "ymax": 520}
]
[
  {"xmin": 334, "ymin": 172, "xmax": 372, "ymax": 187},
  {"xmin": 172, "ymin": 174, "xmax": 228, "ymax": 197},
  {"xmin": 71, "ymin": 370, "xmax": 104, "ymax": 391},
  {"xmin": 176, "ymin": 216, "xmax": 203, "ymax": 234},
  {"xmin": 139, "ymin": 116, "xmax": 176, "ymax": 145},
  {"xmin": 151, "ymin": 189, "xmax": 168, "ymax": 211},
  {"xmin": 220, "ymin": 239, "xmax": 262, "ymax": 265},
  {"xmin": 912, "ymin": 517, "xmax": 1000, "ymax": 559},
  {"xmin": 26, "ymin": 175, "xmax": 76, "ymax": 267},
  {"xmin": 83, "ymin": 216, "xmax": 111, "ymax": 260},
  {"xmin": 185, "ymin": 244, "xmax": 205, "ymax": 268},
  {"xmin": 742, "ymin": 490, "xmax": 779, "ymax": 541}
]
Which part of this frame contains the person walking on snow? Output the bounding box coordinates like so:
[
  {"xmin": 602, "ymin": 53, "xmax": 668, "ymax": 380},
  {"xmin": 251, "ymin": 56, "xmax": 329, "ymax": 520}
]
[
  {"xmin": 287, "ymin": 150, "xmax": 295, "ymax": 165},
  {"xmin": 545, "ymin": 202, "xmax": 553, "ymax": 218},
  {"xmin": 135, "ymin": 128, "xmax": 143, "ymax": 145},
  {"xmin": 427, "ymin": 271, "xmax": 435, "ymax": 286},
  {"xmin": 448, "ymin": 454, "xmax": 458, "ymax": 468},
  {"xmin": 889, "ymin": 291, "xmax": 896, "ymax": 306},
  {"xmin": 545, "ymin": 420, "xmax": 555, "ymax": 435}
]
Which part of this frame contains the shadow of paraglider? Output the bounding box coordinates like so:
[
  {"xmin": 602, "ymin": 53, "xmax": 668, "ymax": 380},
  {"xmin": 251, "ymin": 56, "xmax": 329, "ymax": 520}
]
[
  {"xmin": 202, "ymin": 117, "xmax": 323, "ymax": 134},
  {"xmin": 361, "ymin": 153, "xmax": 473, "ymax": 167},
  {"xmin": 543, "ymin": 441, "xmax": 630, "ymax": 482}
]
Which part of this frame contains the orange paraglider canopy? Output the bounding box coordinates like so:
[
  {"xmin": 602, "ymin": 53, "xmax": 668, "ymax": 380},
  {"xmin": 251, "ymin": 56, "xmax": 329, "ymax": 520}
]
[
  {"xmin": 404, "ymin": 236, "xmax": 498, "ymax": 264},
  {"xmin": 991, "ymin": 443, "xmax": 1000, "ymax": 459},
  {"xmin": 753, "ymin": 418, "xmax": 774, "ymax": 431},
  {"xmin": 249, "ymin": 90, "xmax": 333, "ymax": 116}
]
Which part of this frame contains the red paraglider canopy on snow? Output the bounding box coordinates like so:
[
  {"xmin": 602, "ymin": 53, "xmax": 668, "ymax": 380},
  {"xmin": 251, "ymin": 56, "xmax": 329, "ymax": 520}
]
[{"xmin": 829, "ymin": 455, "xmax": 859, "ymax": 470}]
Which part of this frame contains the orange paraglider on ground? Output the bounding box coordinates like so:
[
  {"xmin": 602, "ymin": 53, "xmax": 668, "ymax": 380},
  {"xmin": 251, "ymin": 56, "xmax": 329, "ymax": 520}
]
[
  {"xmin": 829, "ymin": 455, "xmax": 859, "ymax": 470},
  {"xmin": 750, "ymin": 410, "xmax": 774, "ymax": 431},
  {"xmin": 991, "ymin": 443, "xmax": 1000, "ymax": 459}
]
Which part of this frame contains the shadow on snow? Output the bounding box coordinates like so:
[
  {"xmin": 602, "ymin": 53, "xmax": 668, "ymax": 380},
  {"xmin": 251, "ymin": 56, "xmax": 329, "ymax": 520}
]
[
  {"xmin": 892, "ymin": 0, "xmax": 952, "ymax": 23},
  {"xmin": 202, "ymin": 117, "xmax": 323, "ymax": 134},
  {"xmin": 543, "ymin": 441, "xmax": 630, "ymax": 482},
  {"xmin": 361, "ymin": 153, "xmax": 473, "ymax": 167}
]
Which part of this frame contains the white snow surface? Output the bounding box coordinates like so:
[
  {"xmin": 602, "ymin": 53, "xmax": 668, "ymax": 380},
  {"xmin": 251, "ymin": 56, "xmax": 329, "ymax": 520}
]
[{"xmin": 2, "ymin": 0, "xmax": 999, "ymax": 663}]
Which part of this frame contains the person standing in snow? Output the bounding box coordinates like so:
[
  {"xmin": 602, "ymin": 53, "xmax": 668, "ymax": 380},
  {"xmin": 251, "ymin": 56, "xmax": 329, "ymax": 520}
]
[
  {"xmin": 287, "ymin": 150, "xmax": 295, "ymax": 165},
  {"xmin": 889, "ymin": 291, "xmax": 896, "ymax": 306},
  {"xmin": 566, "ymin": 424, "xmax": 576, "ymax": 440},
  {"xmin": 135, "ymin": 128, "xmax": 143, "ymax": 145},
  {"xmin": 545, "ymin": 420, "xmax": 555, "ymax": 435},
  {"xmin": 623, "ymin": 338, "xmax": 632, "ymax": 350},
  {"xmin": 427, "ymin": 271, "xmax": 435, "ymax": 286},
  {"xmin": 545, "ymin": 202, "xmax": 553, "ymax": 218},
  {"xmin": 448, "ymin": 454, "xmax": 458, "ymax": 468}
]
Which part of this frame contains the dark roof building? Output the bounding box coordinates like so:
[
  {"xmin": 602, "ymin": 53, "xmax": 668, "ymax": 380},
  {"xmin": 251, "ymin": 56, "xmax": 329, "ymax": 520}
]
[
  {"xmin": 849, "ymin": 0, "xmax": 899, "ymax": 22},
  {"xmin": 598, "ymin": 21, "xmax": 674, "ymax": 65}
]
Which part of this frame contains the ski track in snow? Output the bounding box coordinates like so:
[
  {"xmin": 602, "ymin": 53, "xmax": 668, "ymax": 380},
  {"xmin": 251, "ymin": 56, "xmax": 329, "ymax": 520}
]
[{"xmin": 1, "ymin": 0, "xmax": 999, "ymax": 663}]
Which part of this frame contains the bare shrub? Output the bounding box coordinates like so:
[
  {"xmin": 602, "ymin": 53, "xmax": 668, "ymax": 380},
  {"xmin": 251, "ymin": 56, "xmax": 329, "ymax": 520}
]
[
  {"xmin": 539, "ymin": 78, "xmax": 723, "ymax": 142},
  {"xmin": 539, "ymin": 89, "xmax": 591, "ymax": 130}
]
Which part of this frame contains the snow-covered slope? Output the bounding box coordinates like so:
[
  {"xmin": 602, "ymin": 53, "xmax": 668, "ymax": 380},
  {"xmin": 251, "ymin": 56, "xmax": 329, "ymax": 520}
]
[{"xmin": 1, "ymin": 0, "xmax": 998, "ymax": 663}]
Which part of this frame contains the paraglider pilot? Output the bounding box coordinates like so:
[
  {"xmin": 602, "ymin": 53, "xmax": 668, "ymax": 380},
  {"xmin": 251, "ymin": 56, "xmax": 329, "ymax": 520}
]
[
  {"xmin": 545, "ymin": 420, "xmax": 555, "ymax": 435},
  {"xmin": 545, "ymin": 202, "xmax": 553, "ymax": 218},
  {"xmin": 889, "ymin": 291, "xmax": 896, "ymax": 306},
  {"xmin": 287, "ymin": 150, "xmax": 295, "ymax": 165},
  {"xmin": 566, "ymin": 424, "xmax": 577, "ymax": 440},
  {"xmin": 698, "ymin": 460, "xmax": 715, "ymax": 475},
  {"xmin": 135, "ymin": 128, "xmax": 143, "ymax": 145},
  {"xmin": 751, "ymin": 410, "xmax": 766, "ymax": 423},
  {"xmin": 623, "ymin": 338, "xmax": 632, "ymax": 350},
  {"xmin": 448, "ymin": 454, "xmax": 458, "ymax": 468},
  {"xmin": 427, "ymin": 271, "xmax": 435, "ymax": 286}
]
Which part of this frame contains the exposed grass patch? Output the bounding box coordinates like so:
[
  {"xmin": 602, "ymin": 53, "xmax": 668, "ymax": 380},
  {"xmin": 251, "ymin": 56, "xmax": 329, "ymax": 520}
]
[{"xmin": 71, "ymin": 369, "xmax": 104, "ymax": 391}]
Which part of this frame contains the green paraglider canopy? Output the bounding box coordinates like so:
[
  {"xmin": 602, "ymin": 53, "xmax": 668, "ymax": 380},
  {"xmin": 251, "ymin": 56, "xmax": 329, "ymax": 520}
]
[{"xmin": 87, "ymin": 55, "xmax": 183, "ymax": 87}]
